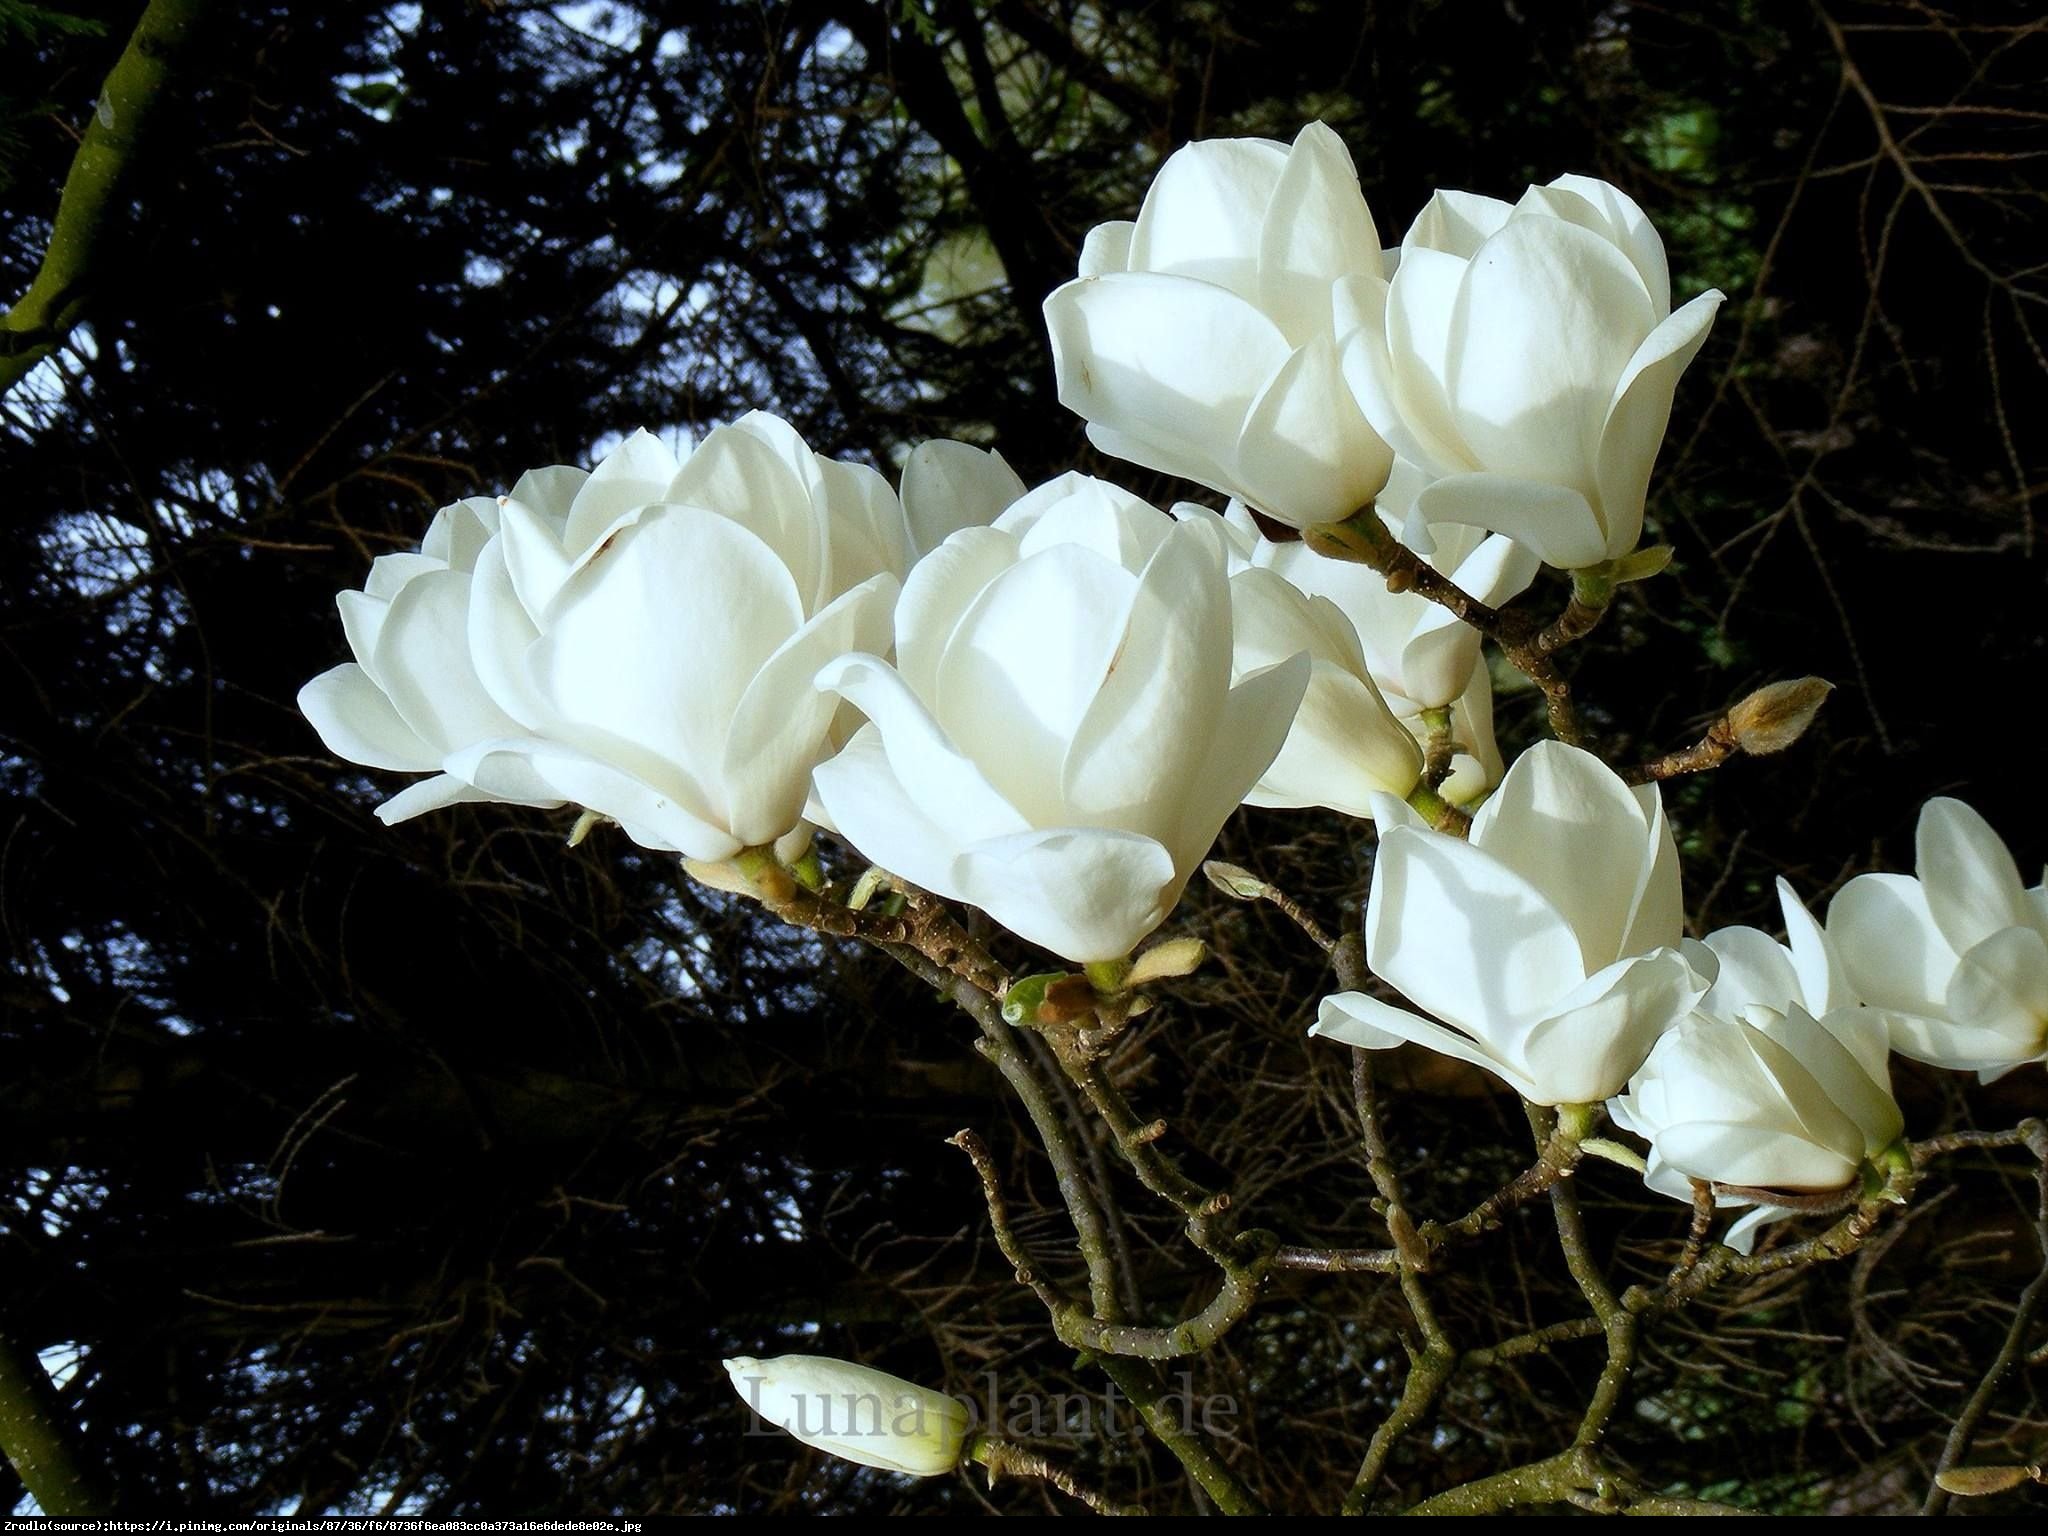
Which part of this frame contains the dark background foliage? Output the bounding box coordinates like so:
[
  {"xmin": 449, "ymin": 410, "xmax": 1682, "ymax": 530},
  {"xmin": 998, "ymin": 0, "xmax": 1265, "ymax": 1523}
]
[{"xmin": 2, "ymin": 0, "xmax": 2044, "ymax": 1515}]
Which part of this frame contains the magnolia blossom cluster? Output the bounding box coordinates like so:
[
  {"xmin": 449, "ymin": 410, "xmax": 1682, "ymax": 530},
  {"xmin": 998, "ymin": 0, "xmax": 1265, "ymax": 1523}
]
[{"xmin": 298, "ymin": 119, "xmax": 2038, "ymax": 1439}]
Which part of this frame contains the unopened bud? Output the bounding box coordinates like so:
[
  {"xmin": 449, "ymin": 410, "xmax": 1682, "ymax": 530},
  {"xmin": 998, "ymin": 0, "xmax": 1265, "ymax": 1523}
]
[
  {"xmin": 1935, "ymin": 1465, "xmax": 2038, "ymax": 1497},
  {"xmin": 1128, "ymin": 936, "xmax": 1207, "ymax": 986},
  {"xmin": 1203, "ymin": 860, "xmax": 1269, "ymax": 902},
  {"xmin": 1726, "ymin": 676, "xmax": 1833, "ymax": 757}
]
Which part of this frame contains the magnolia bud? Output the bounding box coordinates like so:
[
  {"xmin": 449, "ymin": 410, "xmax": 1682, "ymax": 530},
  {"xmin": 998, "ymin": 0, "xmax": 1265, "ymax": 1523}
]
[
  {"xmin": 723, "ymin": 1354, "xmax": 969, "ymax": 1477},
  {"xmin": 1128, "ymin": 936, "xmax": 1208, "ymax": 985},
  {"xmin": 1726, "ymin": 676, "xmax": 1833, "ymax": 757},
  {"xmin": 1202, "ymin": 861, "xmax": 1270, "ymax": 902}
]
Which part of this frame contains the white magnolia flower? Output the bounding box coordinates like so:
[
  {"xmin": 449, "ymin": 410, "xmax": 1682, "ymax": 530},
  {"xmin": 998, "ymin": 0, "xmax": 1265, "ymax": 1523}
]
[
  {"xmin": 1827, "ymin": 796, "xmax": 2048, "ymax": 1079},
  {"xmin": 444, "ymin": 417, "xmax": 906, "ymax": 860},
  {"xmin": 812, "ymin": 473, "xmax": 1309, "ymax": 963},
  {"xmin": 298, "ymin": 493, "xmax": 566, "ymax": 825},
  {"xmin": 1313, "ymin": 741, "xmax": 1705, "ymax": 1104},
  {"xmin": 900, "ymin": 439, "xmax": 1026, "ymax": 559},
  {"xmin": 1610, "ymin": 1003, "xmax": 1902, "ymax": 1252},
  {"xmin": 1342, "ymin": 175, "xmax": 1724, "ymax": 569},
  {"xmin": 1044, "ymin": 122, "xmax": 1394, "ymax": 529},
  {"xmin": 723, "ymin": 1354, "xmax": 969, "ymax": 1478}
]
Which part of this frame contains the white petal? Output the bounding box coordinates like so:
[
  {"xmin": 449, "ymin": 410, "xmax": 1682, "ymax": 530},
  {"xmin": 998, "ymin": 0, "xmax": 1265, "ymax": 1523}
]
[
  {"xmin": 464, "ymin": 537, "xmax": 548, "ymax": 729},
  {"xmin": 374, "ymin": 773, "xmax": 503, "ymax": 825},
  {"xmin": 900, "ymin": 441, "xmax": 1027, "ymax": 559},
  {"xmin": 814, "ymin": 653, "xmax": 1029, "ymax": 845},
  {"xmin": 1941, "ymin": 926, "xmax": 2048, "ymax": 1068},
  {"xmin": 1232, "ymin": 333, "xmax": 1393, "ymax": 528},
  {"xmin": 1173, "ymin": 650, "xmax": 1312, "ymax": 859},
  {"xmin": 1060, "ymin": 523, "xmax": 1235, "ymax": 849},
  {"xmin": 1917, "ymin": 796, "xmax": 2035, "ymax": 955},
  {"xmin": 1412, "ymin": 473, "xmax": 1611, "ymax": 571},
  {"xmin": 506, "ymin": 464, "xmax": 587, "ymax": 528},
  {"xmin": 1827, "ymin": 871, "xmax": 1960, "ymax": 1019},
  {"xmin": 1365, "ymin": 823, "xmax": 1586, "ymax": 1042},
  {"xmin": 1079, "ymin": 219, "xmax": 1135, "ymax": 277},
  {"xmin": 1044, "ymin": 272, "xmax": 1290, "ymax": 495},
  {"xmin": 370, "ymin": 567, "xmax": 523, "ymax": 752},
  {"xmin": 1128, "ymin": 136, "xmax": 1290, "ymax": 291},
  {"xmin": 662, "ymin": 420, "xmax": 824, "ymax": 608},
  {"xmin": 298, "ymin": 663, "xmax": 439, "ymax": 773},
  {"xmin": 954, "ymin": 826, "xmax": 1180, "ymax": 963},
  {"xmin": 937, "ymin": 542, "xmax": 1139, "ymax": 824},
  {"xmin": 1376, "ymin": 247, "xmax": 1480, "ymax": 473},
  {"xmin": 448, "ymin": 737, "xmax": 734, "ymax": 858},
  {"xmin": 531, "ymin": 507, "xmax": 802, "ymax": 797},
  {"xmin": 1447, "ymin": 217, "xmax": 1657, "ymax": 522},
  {"xmin": 1518, "ymin": 948, "xmax": 1706, "ymax": 1104},
  {"xmin": 1656, "ymin": 1120, "xmax": 1859, "ymax": 1195},
  {"xmin": 563, "ymin": 428, "xmax": 682, "ymax": 552},
  {"xmin": 808, "ymin": 723, "xmax": 968, "ymax": 898},
  {"xmin": 498, "ymin": 496, "xmax": 575, "ymax": 620},
  {"xmin": 894, "ymin": 526, "xmax": 1021, "ymax": 704},
  {"xmin": 1404, "ymin": 188, "xmax": 1515, "ymax": 260},
  {"xmin": 1793, "ymin": 1005, "xmax": 1902, "ymax": 1152},
  {"xmin": 1258, "ymin": 121, "xmax": 1381, "ymax": 343},
  {"xmin": 1526, "ymin": 176, "xmax": 1671, "ymax": 315},
  {"xmin": 1777, "ymin": 876, "xmax": 1854, "ymax": 1015},
  {"xmin": 1593, "ymin": 290, "xmax": 1722, "ymax": 557},
  {"xmin": 721, "ymin": 574, "xmax": 898, "ymax": 849},
  {"xmin": 1699, "ymin": 925, "xmax": 1802, "ymax": 1019},
  {"xmin": 813, "ymin": 457, "xmax": 910, "ymax": 603},
  {"xmin": 1312, "ymin": 991, "xmax": 1539, "ymax": 1099},
  {"xmin": 1468, "ymin": 740, "xmax": 1657, "ymax": 971}
]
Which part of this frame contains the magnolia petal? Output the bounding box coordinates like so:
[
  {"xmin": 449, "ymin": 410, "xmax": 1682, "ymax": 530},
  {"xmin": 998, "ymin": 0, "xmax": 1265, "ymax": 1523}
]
[
  {"xmin": 562, "ymin": 428, "xmax": 682, "ymax": 553},
  {"xmin": 1942, "ymin": 926, "xmax": 2048, "ymax": 1067},
  {"xmin": 533, "ymin": 506, "xmax": 803, "ymax": 795},
  {"xmin": 1412, "ymin": 473, "xmax": 1611, "ymax": 571},
  {"xmin": 1045, "ymin": 272, "xmax": 1290, "ymax": 492},
  {"xmin": 1127, "ymin": 136, "xmax": 1289, "ymax": 290},
  {"xmin": 1532, "ymin": 175, "xmax": 1672, "ymax": 315},
  {"xmin": 1448, "ymin": 217, "xmax": 1658, "ymax": 515},
  {"xmin": 1468, "ymin": 740, "xmax": 1657, "ymax": 973},
  {"xmin": 1699, "ymin": 924, "xmax": 1803, "ymax": 1020},
  {"xmin": 1917, "ymin": 796, "xmax": 2036, "ymax": 956},
  {"xmin": 298, "ymin": 663, "xmax": 440, "ymax": 773},
  {"xmin": 466, "ymin": 537, "xmax": 550, "ymax": 729},
  {"xmin": 448, "ymin": 737, "xmax": 733, "ymax": 859},
  {"xmin": 894, "ymin": 526, "xmax": 1021, "ymax": 704},
  {"xmin": 505, "ymin": 464, "xmax": 588, "ymax": 528},
  {"xmin": 663, "ymin": 421, "xmax": 825, "ymax": 609},
  {"xmin": 815, "ymin": 653, "xmax": 1030, "ymax": 845},
  {"xmin": 374, "ymin": 773, "xmax": 502, "ymax": 825},
  {"xmin": 1257, "ymin": 121, "xmax": 1380, "ymax": 344},
  {"xmin": 370, "ymin": 567, "xmax": 523, "ymax": 751},
  {"xmin": 1233, "ymin": 332, "xmax": 1393, "ymax": 528},
  {"xmin": 1827, "ymin": 872, "xmax": 1959, "ymax": 1020},
  {"xmin": 1365, "ymin": 823, "xmax": 1586, "ymax": 1042},
  {"xmin": 1655, "ymin": 1119, "xmax": 1861, "ymax": 1196},
  {"xmin": 1593, "ymin": 289, "xmax": 1722, "ymax": 557},
  {"xmin": 1311, "ymin": 991, "xmax": 1540, "ymax": 1099},
  {"xmin": 954, "ymin": 826, "xmax": 1179, "ymax": 964},
  {"xmin": 900, "ymin": 441, "xmax": 1027, "ymax": 560},
  {"xmin": 808, "ymin": 723, "xmax": 966, "ymax": 899},
  {"xmin": 1519, "ymin": 947, "xmax": 1706, "ymax": 1104},
  {"xmin": 1079, "ymin": 219, "xmax": 1135, "ymax": 277},
  {"xmin": 1245, "ymin": 658, "xmax": 1420, "ymax": 818},
  {"xmin": 940, "ymin": 542, "xmax": 1139, "ymax": 824},
  {"xmin": 721, "ymin": 573, "xmax": 898, "ymax": 849},
  {"xmin": 1060, "ymin": 524, "xmax": 1235, "ymax": 848}
]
